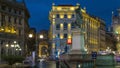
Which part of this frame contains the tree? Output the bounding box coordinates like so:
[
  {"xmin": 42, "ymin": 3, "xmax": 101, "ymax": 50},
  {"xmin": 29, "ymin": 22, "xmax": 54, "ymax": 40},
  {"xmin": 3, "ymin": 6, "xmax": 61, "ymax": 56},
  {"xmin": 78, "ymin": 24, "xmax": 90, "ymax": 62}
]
[{"xmin": 1, "ymin": 55, "xmax": 25, "ymax": 65}]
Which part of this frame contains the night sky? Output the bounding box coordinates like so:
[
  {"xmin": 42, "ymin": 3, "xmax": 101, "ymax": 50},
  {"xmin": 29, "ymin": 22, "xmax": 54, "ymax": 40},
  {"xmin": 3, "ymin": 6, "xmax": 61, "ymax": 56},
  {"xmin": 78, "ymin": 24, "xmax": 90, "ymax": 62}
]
[{"xmin": 24, "ymin": 0, "xmax": 120, "ymax": 32}]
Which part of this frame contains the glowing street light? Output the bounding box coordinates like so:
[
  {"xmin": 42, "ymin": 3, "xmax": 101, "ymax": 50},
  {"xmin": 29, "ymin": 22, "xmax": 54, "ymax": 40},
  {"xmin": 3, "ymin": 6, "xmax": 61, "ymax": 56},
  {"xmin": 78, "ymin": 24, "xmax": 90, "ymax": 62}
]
[
  {"xmin": 28, "ymin": 34, "xmax": 33, "ymax": 38},
  {"xmin": 11, "ymin": 44, "xmax": 14, "ymax": 47},
  {"xmin": 6, "ymin": 44, "xmax": 9, "ymax": 47},
  {"xmin": 14, "ymin": 41, "xmax": 17, "ymax": 44},
  {"xmin": 39, "ymin": 35, "xmax": 44, "ymax": 39}
]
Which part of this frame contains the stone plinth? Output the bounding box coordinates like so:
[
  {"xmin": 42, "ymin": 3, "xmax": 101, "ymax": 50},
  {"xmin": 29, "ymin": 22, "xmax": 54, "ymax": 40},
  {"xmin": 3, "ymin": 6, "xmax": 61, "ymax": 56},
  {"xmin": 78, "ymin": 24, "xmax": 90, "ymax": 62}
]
[{"xmin": 71, "ymin": 28, "xmax": 85, "ymax": 53}]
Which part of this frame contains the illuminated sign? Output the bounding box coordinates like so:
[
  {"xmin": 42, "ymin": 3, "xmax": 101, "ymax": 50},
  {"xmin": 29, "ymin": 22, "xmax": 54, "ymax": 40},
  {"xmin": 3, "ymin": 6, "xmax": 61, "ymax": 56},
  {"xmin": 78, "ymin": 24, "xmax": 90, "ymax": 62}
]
[{"xmin": 67, "ymin": 38, "xmax": 72, "ymax": 44}]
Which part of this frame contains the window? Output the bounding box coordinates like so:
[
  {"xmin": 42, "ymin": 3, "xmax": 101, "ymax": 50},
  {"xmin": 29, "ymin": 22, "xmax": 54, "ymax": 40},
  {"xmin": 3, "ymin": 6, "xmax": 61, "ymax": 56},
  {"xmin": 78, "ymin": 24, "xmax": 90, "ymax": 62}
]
[
  {"xmin": 1, "ymin": 22, "xmax": 4, "ymax": 26},
  {"xmin": 0, "ymin": 40, "xmax": 3, "ymax": 45},
  {"xmin": 8, "ymin": 16, "xmax": 11, "ymax": 22},
  {"xmin": 64, "ymin": 14, "xmax": 67, "ymax": 18},
  {"xmin": 19, "ymin": 29, "xmax": 22, "ymax": 36},
  {"xmin": 57, "ymin": 34, "xmax": 60, "ymax": 38},
  {"xmin": 1, "ymin": 15, "xmax": 5, "ymax": 22},
  {"xmin": 19, "ymin": 19, "xmax": 22, "ymax": 25},
  {"xmin": 64, "ymin": 23, "xmax": 67, "ymax": 30},
  {"xmin": 19, "ymin": 10, "xmax": 21, "ymax": 15},
  {"xmin": 14, "ymin": 17, "xmax": 17, "ymax": 24},
  {"xmin": 64, "ymin": 34, "xmax": 67, "ymax": 38},
  {"xmin": 71, "ymin": 22, "xmax": 75, "ymax": 29},
  {"xmin": 1, "ymin": 6, "xmax": 6, "ymax": 10},
  {"xmin": 72, "ymin": 14, "xmax": 75, "ymax": 18},
  {"xmin": 8, "ymin": 8, "xmax": 11, "ymax": 12},
  {"xmin": 14, "ymin": 9, "xmax": 17, "ymax": 14},
  {"xmin": 56, "ymin": 24, "xmax": 60, "ymax": 30},
  {"xmin": 56, "ymin": 14, "xmax": 59, "ymax": 18}
]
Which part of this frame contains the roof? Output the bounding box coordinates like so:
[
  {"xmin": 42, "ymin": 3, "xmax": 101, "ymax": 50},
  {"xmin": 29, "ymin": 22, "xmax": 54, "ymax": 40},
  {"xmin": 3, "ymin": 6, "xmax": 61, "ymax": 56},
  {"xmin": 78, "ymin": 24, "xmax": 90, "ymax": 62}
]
[{"xmin": 57, "ymin": 4, "xmax": 73, "ymax": 6}]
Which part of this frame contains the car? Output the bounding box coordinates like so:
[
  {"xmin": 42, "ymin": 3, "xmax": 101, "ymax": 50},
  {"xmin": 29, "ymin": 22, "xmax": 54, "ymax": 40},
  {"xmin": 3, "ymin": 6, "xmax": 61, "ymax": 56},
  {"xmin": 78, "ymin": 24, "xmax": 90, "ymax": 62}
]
[{"xmin": 23, "ymin": 60, "xmax": 32, "ymax": 67}]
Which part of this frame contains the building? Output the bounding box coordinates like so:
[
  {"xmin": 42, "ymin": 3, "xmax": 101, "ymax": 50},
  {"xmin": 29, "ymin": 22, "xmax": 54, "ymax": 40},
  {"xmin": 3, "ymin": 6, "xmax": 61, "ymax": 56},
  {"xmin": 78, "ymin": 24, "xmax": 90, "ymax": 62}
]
[
  {"xmin": 106, "ymin": 32, "xmax": 117, "ymax": 51},
  {"xmin": 0, "ymin": 0, "xmax": 30, "ymax": 59},
  {"xmin": 27, "ymin": 28, "xmax": 36, "ymax": 55},
  {"xmin": 49, "ymin": 3, "xmax": 104, "ymax": 56},
  {"xmin": 38, "ymin": 30, "xmax": 49, "ymax": 58},
  {"xmin": 99, "ymin": 19, "xmax": 106, "ymax": 50},
  {"xmin": 112, "ymin": 8, "xmax": 120, "ymax": 52}
]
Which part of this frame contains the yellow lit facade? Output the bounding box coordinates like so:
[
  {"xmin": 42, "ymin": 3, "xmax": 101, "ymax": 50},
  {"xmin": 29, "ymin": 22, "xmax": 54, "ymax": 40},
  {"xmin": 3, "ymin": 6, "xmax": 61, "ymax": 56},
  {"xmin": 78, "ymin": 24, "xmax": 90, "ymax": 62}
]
[{"xmin": 49, "ymin": 3, "xmax": 102, "ymax": 53}]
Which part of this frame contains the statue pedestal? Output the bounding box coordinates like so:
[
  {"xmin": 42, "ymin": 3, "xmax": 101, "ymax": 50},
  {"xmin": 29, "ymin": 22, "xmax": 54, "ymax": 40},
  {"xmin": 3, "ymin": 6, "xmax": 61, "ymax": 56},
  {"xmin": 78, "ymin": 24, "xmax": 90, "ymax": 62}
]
[
  {"xmin": 69, "ymin": 28, "xmax": 86, "ymax": 54},
  {"xmin": 59, "ymin": 29, "xmax": 93, "ymax": 68}
]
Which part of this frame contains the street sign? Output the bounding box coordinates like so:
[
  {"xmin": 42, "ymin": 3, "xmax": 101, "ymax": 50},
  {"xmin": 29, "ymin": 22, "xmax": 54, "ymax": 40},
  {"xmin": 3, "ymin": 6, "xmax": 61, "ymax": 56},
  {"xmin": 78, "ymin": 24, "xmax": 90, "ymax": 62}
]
[{"xmin": 92, "ymin": 52, "xmax": 97, "ymax": 59}]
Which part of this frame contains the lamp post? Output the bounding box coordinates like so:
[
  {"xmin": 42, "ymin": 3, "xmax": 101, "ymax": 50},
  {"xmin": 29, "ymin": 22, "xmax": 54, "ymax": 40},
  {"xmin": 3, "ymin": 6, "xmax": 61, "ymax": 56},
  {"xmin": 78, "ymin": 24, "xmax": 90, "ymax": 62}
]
[
  {"xmin": 28, "ymin": 33, "xmax": 44, "ymax": 66},
  {"xmin": 5, "ymin": 44, "xmax": 9, "ymax": 55}
]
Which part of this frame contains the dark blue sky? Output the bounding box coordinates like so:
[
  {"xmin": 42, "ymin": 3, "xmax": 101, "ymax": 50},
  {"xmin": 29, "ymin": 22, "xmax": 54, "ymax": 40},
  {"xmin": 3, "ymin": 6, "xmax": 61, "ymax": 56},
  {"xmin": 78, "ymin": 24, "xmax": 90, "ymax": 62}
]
[{"xmin": 24, "ymin": 0, "xmax": 120, "ymax": 31}]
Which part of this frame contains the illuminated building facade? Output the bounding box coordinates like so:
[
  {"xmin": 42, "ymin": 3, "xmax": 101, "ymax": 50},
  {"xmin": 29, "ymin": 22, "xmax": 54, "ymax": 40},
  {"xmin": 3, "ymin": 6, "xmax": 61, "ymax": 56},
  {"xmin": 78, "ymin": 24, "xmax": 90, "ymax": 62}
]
[
  {"xmin": 112, "ymin": 8, "xmax": 120, "ymax": 52},
  {"xmin": 49, "ymin": 3, "xmax": 103, "ymax": 55},
  {"xmin": 38, "ymin": 30, "xmax": 49, "ymax": 58},
  {"xmin": 0, "ymin": 0, "xmax": 30, "ymax": 58},
  {"xmin": 99, "ymin": 19, "xmax": 106, "ymax": 50},
  {"xmin": 106, "ymin": 32, "xmax": 117, "ymax": 51}
]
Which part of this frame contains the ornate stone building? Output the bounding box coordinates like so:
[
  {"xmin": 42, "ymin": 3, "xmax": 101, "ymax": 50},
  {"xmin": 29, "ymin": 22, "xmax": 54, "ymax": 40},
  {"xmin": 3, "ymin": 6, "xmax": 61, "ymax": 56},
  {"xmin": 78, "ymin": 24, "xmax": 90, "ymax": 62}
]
[
  {"xmin": 112, "ymin": 8, "xmax": 120, "ymax": 52},
  {"xmin": 38, "ymin": 30, "xmax": 49, "ymax": 58},
  {"xmin": 0, "ymin": 0, "xmax": 30, "ymax": 59},
  {"xmin": 49, "ymin": 3, "xmax": 105, "ymax": 56},
  {"xmin": 99, "ymin": 19, "xmax": 106, "ymax": 50}
]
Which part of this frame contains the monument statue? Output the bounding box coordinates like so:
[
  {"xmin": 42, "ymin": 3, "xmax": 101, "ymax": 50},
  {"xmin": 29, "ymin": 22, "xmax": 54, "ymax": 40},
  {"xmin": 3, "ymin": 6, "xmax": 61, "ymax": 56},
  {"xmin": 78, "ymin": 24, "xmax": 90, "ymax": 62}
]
[
  {"xmin": 74, "ymin": 6, "xmax": 83, "ymax": 28},
  {"xmin": 70, "ymin": 6, "xmax": 86, "ymax": 54}
]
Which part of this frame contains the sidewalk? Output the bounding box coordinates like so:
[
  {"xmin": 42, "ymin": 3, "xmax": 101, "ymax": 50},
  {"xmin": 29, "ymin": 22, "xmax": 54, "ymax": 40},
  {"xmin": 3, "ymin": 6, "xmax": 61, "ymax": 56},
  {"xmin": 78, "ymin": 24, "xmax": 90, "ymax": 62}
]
[{"xmin": 0, "ymin": 63, "xmax": 10, "ymax": 68}]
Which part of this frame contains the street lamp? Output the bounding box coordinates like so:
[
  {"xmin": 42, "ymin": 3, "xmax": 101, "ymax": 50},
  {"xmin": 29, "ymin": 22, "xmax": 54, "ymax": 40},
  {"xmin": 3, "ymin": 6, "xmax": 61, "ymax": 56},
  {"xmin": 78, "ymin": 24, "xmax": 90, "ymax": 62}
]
[
  {"xmin": 28, "ymin": 33, "xmax": 44, "ymax": 66},
  {"xmin": 39, "ymin": 35, "xmax": 44, "ymax": 39},
  {"xmin": 5, "ymin": 44, "xmax": 9, "ymax": 55},
  {"xmin": 29, "ymin": 34, "xmax": 33, "ymax": 38},
  {"xmin": 5, "ymin": 44, "xmax": 9, "ymax": 47}
]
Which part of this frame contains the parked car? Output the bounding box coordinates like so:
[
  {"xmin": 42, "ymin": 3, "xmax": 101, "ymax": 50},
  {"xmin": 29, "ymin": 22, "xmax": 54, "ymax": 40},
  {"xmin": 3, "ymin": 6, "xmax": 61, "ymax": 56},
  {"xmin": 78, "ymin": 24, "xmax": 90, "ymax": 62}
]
[{"xmin": 23, "ymin": 60, "xmax": 32, "ymax": 67}]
